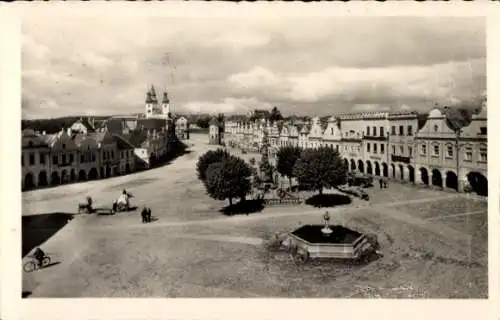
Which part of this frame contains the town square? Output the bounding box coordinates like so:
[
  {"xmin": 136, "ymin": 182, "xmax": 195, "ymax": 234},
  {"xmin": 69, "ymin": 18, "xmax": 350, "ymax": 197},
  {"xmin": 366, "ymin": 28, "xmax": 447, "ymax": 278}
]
[{"xmin": 19, "ymin": 14, "xmax": 487, "ymax": 299}]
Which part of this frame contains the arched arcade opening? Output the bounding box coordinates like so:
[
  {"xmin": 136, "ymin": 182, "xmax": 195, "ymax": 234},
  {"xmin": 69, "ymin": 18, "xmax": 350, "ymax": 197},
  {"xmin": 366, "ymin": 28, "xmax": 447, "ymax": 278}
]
[
  {"xmin": 419, "ymin": 167, "xmax": 429, "ymax": 185},
  {"xmin": 445, "ymin": 171, "xmax": 458, "ymax": 191},
  {"xmin": 467, "ymin": 172, "xmax": 488, "ymax": 196},
  {"xmin": 432, "ymin": 169, "xmax": 443, "ymax": 188}
]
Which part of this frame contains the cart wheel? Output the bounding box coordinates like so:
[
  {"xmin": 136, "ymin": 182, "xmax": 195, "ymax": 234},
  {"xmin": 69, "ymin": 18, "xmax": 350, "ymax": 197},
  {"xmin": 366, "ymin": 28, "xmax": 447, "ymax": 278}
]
[
  {"xmin": 42, "ymin": 256, "xmax": 51, "ymax": 268},
  {"xmin": 23, "ymin": 260, "xmax": 36, "ymax": 273}
]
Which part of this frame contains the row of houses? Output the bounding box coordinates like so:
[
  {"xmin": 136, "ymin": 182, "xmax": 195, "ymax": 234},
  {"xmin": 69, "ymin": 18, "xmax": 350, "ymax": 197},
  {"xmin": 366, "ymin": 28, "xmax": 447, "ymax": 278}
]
[
  {"xmin": 22, "ymin": 86, "xmax": 190, "ymax": 191},
  {"xmin": 222, "ymin": 103, "xmax": 488, "ymax": 194}
]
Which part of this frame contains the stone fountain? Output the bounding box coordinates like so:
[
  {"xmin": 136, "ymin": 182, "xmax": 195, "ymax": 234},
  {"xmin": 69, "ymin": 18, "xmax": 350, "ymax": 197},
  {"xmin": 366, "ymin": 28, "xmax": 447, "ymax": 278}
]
[{"xmin": 288, "ymin": 211, "xmax": 373, "ymax": 261}]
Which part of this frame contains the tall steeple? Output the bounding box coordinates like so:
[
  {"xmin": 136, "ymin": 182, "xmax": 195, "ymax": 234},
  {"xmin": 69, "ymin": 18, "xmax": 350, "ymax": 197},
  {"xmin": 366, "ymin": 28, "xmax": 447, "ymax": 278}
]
[
  {"xmin": 150, "ymin": 85, "xmax": 157, "ymax": 103},
  {"xmin": 145, "ymin": 85, "xmax": 158, "ymax": 118},
  {"xmin": 161, "ymin": 91, "xmax": 170, "ymax": 117}
]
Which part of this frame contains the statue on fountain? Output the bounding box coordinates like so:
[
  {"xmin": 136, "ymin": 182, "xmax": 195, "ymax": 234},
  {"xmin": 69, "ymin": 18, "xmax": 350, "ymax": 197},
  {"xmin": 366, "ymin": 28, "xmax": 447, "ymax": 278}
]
[{"xmin": 321, "ymin": 211, "xmax": 333, "ymax": 236}]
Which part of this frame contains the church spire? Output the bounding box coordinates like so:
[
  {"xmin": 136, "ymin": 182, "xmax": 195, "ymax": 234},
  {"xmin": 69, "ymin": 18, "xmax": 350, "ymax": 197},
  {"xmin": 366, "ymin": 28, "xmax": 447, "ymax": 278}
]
[
  {"xmin": 145, "ymin": 91, "xmax": 154, "ymax": 103},
  {"xmin": 162, "ymin": 92, "xmax": 170, "ymax": 104},
  {"xmin": 150, "ymin": 85, "xmax": 157, "ymax": 102}
]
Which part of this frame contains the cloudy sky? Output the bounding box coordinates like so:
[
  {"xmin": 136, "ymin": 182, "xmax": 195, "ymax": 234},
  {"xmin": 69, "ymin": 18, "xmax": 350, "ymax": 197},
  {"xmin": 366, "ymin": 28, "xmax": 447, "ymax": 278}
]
[{"xmin": 22, "ymin": 16, "xmax": 485, "ymax": 119}]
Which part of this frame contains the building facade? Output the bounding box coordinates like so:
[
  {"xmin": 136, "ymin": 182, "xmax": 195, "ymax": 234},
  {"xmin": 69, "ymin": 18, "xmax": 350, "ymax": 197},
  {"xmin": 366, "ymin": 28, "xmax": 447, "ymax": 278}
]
[
  {"xmin": 223, "ymin": 104, "xmax": 488, "ymax": 195},
  {"xmin": 21, "ymin": 86, "xmax": 181, "ymax": 191}
]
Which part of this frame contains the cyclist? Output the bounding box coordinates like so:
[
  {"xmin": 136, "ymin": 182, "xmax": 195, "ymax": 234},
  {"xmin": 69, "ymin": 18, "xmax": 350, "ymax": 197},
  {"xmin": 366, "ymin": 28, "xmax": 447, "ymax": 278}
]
[{"xmin": 33, "ymin": 247, "xmax": 45, "ymax": 268}]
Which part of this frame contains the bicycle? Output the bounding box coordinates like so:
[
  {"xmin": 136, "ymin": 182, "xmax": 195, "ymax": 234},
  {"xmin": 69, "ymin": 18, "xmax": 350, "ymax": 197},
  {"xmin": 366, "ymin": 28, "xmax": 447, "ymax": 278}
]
[{"xmin": 23, "ymin": 255, "xmax": 51, "ymax": 273}]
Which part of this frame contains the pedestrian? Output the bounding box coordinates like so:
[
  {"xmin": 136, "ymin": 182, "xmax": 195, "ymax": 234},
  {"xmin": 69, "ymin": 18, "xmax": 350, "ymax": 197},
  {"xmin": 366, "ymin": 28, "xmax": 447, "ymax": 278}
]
[
  {"xmin": 379, "ymin": 178, "xmax": 383, "ymax": 189},
  {"xmin": 146, "ymin": 207, "xmax": 152, "ymax": 223},
  {"xmin": 141, "ymin": 205, "xmax": 148, "ymax": 223},
  {"xmin": 383, "ymin": 179, "xmax": 388, "ymax": 189}
]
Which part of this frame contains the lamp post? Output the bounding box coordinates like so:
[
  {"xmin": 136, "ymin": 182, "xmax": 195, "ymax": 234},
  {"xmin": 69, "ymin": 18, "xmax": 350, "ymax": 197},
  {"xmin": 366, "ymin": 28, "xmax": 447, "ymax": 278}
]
[{"xmin": 455, "ymin": 128, "xmax": 462, "ymax": 192}]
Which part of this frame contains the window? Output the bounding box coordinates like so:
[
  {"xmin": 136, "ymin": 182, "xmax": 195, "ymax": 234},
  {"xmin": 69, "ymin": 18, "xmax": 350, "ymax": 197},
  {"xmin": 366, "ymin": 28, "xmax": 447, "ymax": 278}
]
[
  {"xmin": 434, "ymin": 125, "xmax": 439, "ymax": 132},
  {"xmin": 446, "ymin": 145, "xmax": 453, "ymax": 158},
  {"xmin": 399, "ymin": 125, "xmax": 404, "ymax": 136},
  {"xmin": 380, "ymin": 127, "xmax": 384, "ymax": 137},
  {"xmin": 40, "ymin": 153, "xmax": 45, "ymax": 165},
  {"xmin": 53, "ymin": 155, "xmax": 58, "ymax": 165},
  {"xmin": 391, "ymin": 126, "xmax": 396, "ymax": 135},
  {"xmin": 62, "ymin": 143, "xmax": 66, "ymax": 149},
  {"xmin": 480, "ymin": 127, "xmax": 487, "ymax": 135},
  {"xmin": 464, "ymin": 147, "xmax": 472, "ymax": 161},
  {"xmin": 373, "ymin": 144, "xmax": 378, "ymax": 154},
  {"xmin": 421, "ymin": 144, "xmax": 427, "ymax": 155},
  {"xmin": 80, "ymin": 154, "xmax": 85, "ymax": 163},
  {"xmin": 29, "ymin": 153, "xmax": 35, "ymax": 166},
  {"xmin": 331, "ymin": 128, "xmax": 334, "ymax": 135},
  {"xmin": 400, "ymin": 146, "xmax": 404, "ymax": 155},
  {"xmin": 372, "ymin": 126, "xmax": 377, "ymax": 136},
  {"xmin": 433, "ymin": 145, "xmax": 439, "ymax": 156},
  {"xmin": 408, "ymin": 125, "xmax": 413, "ymax": 136},
  {"xmin": 366, "ymin": 126, "xmax": 370, "ymax": 136},
  {"xmin": 367, "ymin": 143, "xmax": 371, "ymax": 152},
  {"xmin": 380, "ymin": 144, "xmax": 385, "ymax": 154},
  {"xmin": 479, "ymin": 148, "xmax": 487, "ymax": 162},
  {"xmin": 21, "ymin": 155, "xmax": 24, "ymax": 166},
  {"xmin": 408, "ymin": 147, "xmax": 413, "ymax": 157},
  {"xmin": 392, "ymin": 146, "xmax": 396, "ymax": 155},
  {"xmin": 69, "ymin": 154, "xmax": 74, "ymax": 163}
]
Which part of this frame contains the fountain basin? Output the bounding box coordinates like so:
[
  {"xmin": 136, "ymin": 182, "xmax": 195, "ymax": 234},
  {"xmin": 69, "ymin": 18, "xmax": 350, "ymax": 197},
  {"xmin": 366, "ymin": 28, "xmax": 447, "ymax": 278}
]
[{"xmin": 288, "ymin": 224, "xmax": 372, "ymax": 260}]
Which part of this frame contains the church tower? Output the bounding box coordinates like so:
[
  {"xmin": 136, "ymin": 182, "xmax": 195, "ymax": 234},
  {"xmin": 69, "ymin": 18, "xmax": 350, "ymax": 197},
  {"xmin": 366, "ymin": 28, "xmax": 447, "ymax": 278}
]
[
  {"xmin": 145, "ymin": 85, "xmax": 159, "ymax": 118},
  {"xmin": 162, "ymin": 91, "xmax": 170, "ymax": 117}
]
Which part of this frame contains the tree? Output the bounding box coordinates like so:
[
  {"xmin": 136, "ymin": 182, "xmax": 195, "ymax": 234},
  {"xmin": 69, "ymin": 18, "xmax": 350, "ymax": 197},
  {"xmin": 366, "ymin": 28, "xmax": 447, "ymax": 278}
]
[
  {"xmin": 196, "ymin": 148, "xmax": 231, "ymax": 183},
  {"xmin": 292, "ymin": 147, "xmax": 348, "ymax": 195},
  {"xmin": 276, "ymin": 145, "xmax": 302, "ymax": 187},
  {"xmin": 269, "ymin": 106, "xmax": 283, "ymax": 123},
  {"xmin": 195, "ymin": 115, "xmax": 212, "ymax": 129},
  {"xmin": 205, "ymin": 156, "xmax": 252, "ymax": 206}
]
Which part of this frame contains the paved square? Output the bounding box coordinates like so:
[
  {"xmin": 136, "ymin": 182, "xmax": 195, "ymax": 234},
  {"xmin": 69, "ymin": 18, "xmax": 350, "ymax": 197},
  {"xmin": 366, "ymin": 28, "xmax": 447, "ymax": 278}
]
[{"xmin": 22, "ymin": 134, "xmax": 488, "ymax": 298}]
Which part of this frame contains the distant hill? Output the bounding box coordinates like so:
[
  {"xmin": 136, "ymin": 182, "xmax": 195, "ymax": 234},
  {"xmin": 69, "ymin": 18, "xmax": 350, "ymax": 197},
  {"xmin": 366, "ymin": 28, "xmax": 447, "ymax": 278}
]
[{"xmin": 21, "ymin": 115, "xmax": 111, "ymax": 134}]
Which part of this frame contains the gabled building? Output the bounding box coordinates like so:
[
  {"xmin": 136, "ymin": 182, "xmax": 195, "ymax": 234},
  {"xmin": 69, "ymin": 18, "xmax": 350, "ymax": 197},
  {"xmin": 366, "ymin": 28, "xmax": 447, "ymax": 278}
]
[
  {"xmin": 89, "ymin": 129, "xmax": 120, "ymax": 179},
  {"xmin": 40, "ymin": 128, "xmax": 80, "ymax": 185},
  {"xmin": 308, "ymin": 117, "xmax": 324, "ymax": 149},
  {"xmin": 322, "ymin": 116, "xmax": 342, "ymax": 151},
  {"xmin": 22, "ymin": 129, "xmax": 51, "ymax": 190},
  {"xmin": 208, "ymin": 117, "xmax": 223, "ymax": 145},
  {"xmin": 70, "ymin": 117, "xmax": 96, "ymax": 135}
]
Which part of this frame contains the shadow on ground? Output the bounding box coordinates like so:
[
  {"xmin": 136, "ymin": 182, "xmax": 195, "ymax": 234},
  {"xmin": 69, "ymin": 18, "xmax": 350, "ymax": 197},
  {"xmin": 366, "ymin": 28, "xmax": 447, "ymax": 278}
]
[
  {"xmin": 22, "ymin": 212, "xmax": 74, "ymax": 258},
  {"xmin": 220, "ymin": 199, "xmax": 265, "ymax": 216},
  {"xmin": 305, "ymin": 194, "xmax": 352, "ymax": 208}
]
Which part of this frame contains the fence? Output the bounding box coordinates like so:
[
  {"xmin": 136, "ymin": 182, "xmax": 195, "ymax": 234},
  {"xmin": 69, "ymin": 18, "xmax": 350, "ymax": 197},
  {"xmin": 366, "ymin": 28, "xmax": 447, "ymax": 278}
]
[{"xmin": 264, "ymin": 198, "xmax": 303, "ymax": 205}]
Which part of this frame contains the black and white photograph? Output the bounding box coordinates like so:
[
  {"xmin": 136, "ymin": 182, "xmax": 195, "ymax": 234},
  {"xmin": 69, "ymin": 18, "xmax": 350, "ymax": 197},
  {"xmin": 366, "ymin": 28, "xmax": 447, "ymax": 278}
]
[{"xmin": 18, "ymin": 11, "xmax": 489, "ymax": 300}]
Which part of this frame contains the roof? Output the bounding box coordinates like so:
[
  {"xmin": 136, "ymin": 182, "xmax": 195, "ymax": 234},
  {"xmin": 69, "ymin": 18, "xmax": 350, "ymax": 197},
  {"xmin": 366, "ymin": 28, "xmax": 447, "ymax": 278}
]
[
  {"xmin": 106, "ymin": 118, "xmax": 126, "ymax": 134},
  {"xmin": 72, "ymin": 133, "xmax": 86, "ymax": 147},
  {"xmin": 22, "ymin": 130, "xmax": 50, "ymax": 148},
  {"xmin": 209, "ymin": 117, "xmax": 221, "ymax": 127},
  {"xmin": 38, "ymin": 133, "xmax": 59, "ymax": 147},
  {"xmin": 122, "ymin": 131, "xmax": 148, "ymax": 148},
  {"xmin": 71, "ymin": 119, "xmax": 96, "ymax": 133},
  {"xmin": 88, "ymin": 131, "xmax": 107, "ymax": 143},
  {"xmin": 136, "ymin": 118, "xmax": 167, "ymax": 131},
  {"xmin": 112, "ymin": 134, "xmax": 136, "ymax": 150},
  {"xmin": 300, "ymin": 124, "xmax": 311, "ymax": 134}
]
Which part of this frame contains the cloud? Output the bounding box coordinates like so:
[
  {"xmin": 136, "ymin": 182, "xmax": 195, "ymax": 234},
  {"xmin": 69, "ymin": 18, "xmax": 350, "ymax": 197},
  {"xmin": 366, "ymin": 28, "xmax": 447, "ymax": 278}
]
[
  {"xmin": 183, "ymin": 97, "xmax": 271, "ymax": 114},
  {"xmin": 227, "ymin": 58, "xmax": 485, "ymax": 107},
  {"xmin": 21, "ymin": 16, "xmax": 486, "ymax": 119}
]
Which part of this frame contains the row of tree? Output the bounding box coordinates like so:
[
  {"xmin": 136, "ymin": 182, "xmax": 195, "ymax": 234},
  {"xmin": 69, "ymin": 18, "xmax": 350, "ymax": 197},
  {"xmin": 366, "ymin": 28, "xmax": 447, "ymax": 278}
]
[
  {"xmin": 276, "ymin": 146, "xmax": 348, "ymax": 195},
  {"xmin": 196, "ymin": 145, "xmax": 349, "ymax": 206},
  {"xmin": 196, "ymin": 149, "xmax": 252, "ymax": 206}
]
